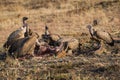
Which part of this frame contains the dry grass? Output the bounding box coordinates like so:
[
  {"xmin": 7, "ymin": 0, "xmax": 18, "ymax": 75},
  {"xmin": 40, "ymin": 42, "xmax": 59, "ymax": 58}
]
[
  {"xmin": 0, "ymin": 0, "xmax": 120, "ymax": 79},
  {"xmin": 0, "ymin": 0, "xmax": 119, "ymax": 46},
  {"xmin": 0, "ymin": 54, "xmax": 120, "ymax": 80}
]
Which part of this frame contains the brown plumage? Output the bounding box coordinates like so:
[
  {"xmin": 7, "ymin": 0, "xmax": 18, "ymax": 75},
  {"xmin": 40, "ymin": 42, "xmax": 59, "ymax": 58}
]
[
  {"xmin": 59, "ymin": 38, "xmax": 79, "ymax": 53},
  {"xmin": 3, "ymin": 17, "xmax": 29, "ymax": 49},
  {"xmin": 67, "ymin": 38, "xmax": 79, "ymax": 51},
  {"xmin": 87, "ymin": 25, "xmax": 114, "ymax": 46},
  {"xmin": 8, "ymin": 32, "xmax": 39, "ymax": 58}
]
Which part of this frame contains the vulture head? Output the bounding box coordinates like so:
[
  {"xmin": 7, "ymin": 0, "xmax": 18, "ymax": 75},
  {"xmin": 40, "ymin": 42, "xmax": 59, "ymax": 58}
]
[
  {"xmin": 93, "ymin": 19, "xmax": 98, "ymax": 26},
  {"xmin": 86, "ymin": 25, "xmax": 95, "ymax": 37},
  {"xmin": 23, "ymin": 17, "xmax": 28, "ymax": 27},
  {"xmin": 45, "ymin": 25, "xmax": 48, "ymax": 30},
  {"xmin": 23, "ymin": 17, "xmax": 28, "ymax": 22}
]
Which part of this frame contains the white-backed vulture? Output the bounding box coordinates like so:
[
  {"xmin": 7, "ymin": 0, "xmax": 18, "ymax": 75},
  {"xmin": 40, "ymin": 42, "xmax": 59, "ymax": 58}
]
[
  {"xmin": 67, "ymin": 38, "xmax": 79, "ymax": 51},
  {"xmin": 8, "ymin": 32, "xmax": 39, "ymax": 58},
  {"xmin": 3, "ymin": 17, "xmax": 29, "ymax": 49},
  {"xmin": 86, "ymin": 25, "xmax": 114, "ymax": 46},
  {"xmin": 58, "ymin": 38, "xmax": 79, "ymax": 53},
  {"xmin": 42, "ymin": 25, "xmax": 61, "ymax": 46}
]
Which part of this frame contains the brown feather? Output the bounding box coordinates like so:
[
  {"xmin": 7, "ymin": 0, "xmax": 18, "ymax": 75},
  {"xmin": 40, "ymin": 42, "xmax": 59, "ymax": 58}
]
[
  {"xmin": 3, "ymin": 28, "xmax": 26, "ymax": 49},
  {"xmin": 8, "ymin": 32, "xmax": 39, "ymax": 58},
  {"xmin": 95, "ymin": 31, "xmax": 114, "ymax": 46}
]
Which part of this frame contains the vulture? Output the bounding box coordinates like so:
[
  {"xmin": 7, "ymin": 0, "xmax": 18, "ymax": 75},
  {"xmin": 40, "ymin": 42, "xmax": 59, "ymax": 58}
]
[
  {"xmin": 8, "ymin": 32, "xmax": 39, "ymax": 58},
  {"xmin": 86, "ymin": 25, "xmax": 114, "ymax": 46},
  {"xmin": 58, "ymin": 38, "xmax": 80, "ymax": 53},
  {"xmin": 42, "ymin": 25, "xmax": 61, "ymax": 46},
  {"xmin": 3, "ymin": 17, "xmax": 29, "ymax": 49},
  {"xmin": 66, "ymin": 38, "xmax": 79, "ymax": 52}
]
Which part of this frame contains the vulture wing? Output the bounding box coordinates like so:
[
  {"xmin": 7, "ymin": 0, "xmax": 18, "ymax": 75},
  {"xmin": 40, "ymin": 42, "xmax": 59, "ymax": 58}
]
[
  {"xmin": 18, "ymin": 35, "xmax": 37, "ymax": 57},
  {"xmin": 3, "ymin": 28, "xmax": 26, "ymax": 48},
  {"xmin": 96, "ymin": 31, "xmax": 114, "ymax": 45}
]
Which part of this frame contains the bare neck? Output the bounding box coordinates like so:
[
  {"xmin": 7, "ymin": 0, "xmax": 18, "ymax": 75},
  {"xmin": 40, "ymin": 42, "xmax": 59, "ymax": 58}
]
[
  {"xmin": 45, "ymin": 27, "xmax": 50, "ymax": 35},
  {"xmin": 23, "ymin": 21, "xmax": 27, "ymax": 28},
  {"xmin": 88, "ymin": 27, "xmax": 94, "ymax": 37}
]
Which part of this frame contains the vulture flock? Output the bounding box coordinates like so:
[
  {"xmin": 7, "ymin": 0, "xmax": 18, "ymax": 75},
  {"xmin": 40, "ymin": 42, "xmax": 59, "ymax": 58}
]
[{"xmin": 2, "ymin": 17, "xmax": 120, "ymax": 59}]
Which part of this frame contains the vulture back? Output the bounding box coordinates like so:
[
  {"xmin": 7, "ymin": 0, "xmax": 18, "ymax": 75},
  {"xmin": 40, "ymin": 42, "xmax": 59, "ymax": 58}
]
[
  {"xmin": 9, "ymin": 32, "xmax": 39, "ymax": 58},
  {"xmin": 96, "ymin": 31, "xmax": 114, "ymax": 46},
  {"xmin": 3, "ymin": 27, "xmax": 26, "ymax": 48},
  {"xmin": 17, "ymin": 32, "xmax": 39, "ymax": 57},
  {"xmin": 50, "ymin": 34, "xmax": 61, "ymax": 42},
  {"xmin": 59, "ymin": 38, "xmax": 79, "ymax": 51}
]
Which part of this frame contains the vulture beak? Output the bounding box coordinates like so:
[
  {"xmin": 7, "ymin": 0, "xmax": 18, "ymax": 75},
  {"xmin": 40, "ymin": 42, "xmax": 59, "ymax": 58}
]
[{"xmin": 23, "ymin": 17, "xmax": 28, "ymax": 21}]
